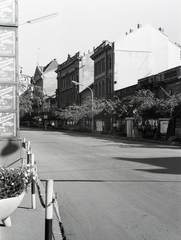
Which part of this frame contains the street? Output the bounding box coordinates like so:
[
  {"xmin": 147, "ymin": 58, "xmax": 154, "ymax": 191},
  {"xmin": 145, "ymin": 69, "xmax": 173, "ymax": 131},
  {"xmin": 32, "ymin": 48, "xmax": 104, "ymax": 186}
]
[{"xmin": 20, "ymin": 128, "xmax": 181, "ymax": 240}]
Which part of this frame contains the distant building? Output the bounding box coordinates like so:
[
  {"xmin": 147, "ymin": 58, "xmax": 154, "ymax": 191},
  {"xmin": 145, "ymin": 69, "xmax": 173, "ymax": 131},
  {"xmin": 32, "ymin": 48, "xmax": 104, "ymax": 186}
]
[
  {"xmin": 137, "ymin": 65, "xmax": 181, "ymax": 98},
  {"xmin": 114, "ymin": 23, "xmax": 181, "ymax": 90},
  {"xmin": 56, "ymin": 51, "xmax": 94, "ymax": 108},
  {"xmin": 31, "ymin": 59, "xmax": 58, "ymax": 114},
  {"xmin": 90, "ymin": 40, "xmax": 114, "ymax": 99},
  {"xmin": 42, "ymin": 59, "xmax": 58, "ymax": 96}
]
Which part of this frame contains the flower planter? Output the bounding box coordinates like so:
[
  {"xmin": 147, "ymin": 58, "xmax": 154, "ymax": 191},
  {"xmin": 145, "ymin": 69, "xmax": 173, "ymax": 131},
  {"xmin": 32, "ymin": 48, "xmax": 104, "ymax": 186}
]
[{"xmin": 0, "ymin": 191, "xmax": 25, "ymax": 227}]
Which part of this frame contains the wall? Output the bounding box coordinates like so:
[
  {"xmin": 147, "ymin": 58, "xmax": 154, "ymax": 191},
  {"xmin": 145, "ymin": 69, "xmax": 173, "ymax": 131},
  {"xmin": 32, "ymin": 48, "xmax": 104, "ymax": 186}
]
[
  {"xmin": 114, "ymin": 23, "xmax": 181, "ymax": 91},
  {"xmin": 168, "ymin": 41, "xmax": 181, "ymax": 69},
  {"xmin": 79, "ymin": 51, "xmax": 94, "ymax": 93},
  {"xmin": 114, "ymin": 24, "xmax": 152, "ymax": 90},
  {"xmin": 43, "ymin": 71, "xmax": 57, "ymax": 96}
]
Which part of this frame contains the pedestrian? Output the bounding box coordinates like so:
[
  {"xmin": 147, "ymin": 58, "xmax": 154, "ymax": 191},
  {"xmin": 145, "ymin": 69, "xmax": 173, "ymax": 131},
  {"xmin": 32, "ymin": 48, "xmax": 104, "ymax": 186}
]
[
  {"xmin": 44, "ymin": 122, "xmax": 48, "ymax": 130},
  {"xmin": 142, "ymin": 123, "xmax": 146, "ymax": 137},
  {"xmin": 113, "ymin": 122, "xmax": 117, "ymax": 135},
  {"xmin": 153, "ymin": 123, "xmax": 157, "ymax": 137},
  {"xmin": 51, "ymin": 121, "xmax": 55, "ymax": 131}
]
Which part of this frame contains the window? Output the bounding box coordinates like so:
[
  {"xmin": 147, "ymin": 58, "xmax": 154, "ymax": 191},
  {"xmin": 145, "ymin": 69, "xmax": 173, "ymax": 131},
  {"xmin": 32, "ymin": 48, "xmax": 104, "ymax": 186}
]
[
  {"xmin": 102, "ymin": 81, "xmax": 105, "ymax": 95},
  {"xmin": 95, "ymin": 62, "xmax": 98, "ymax": 76},
  {"xmin": 109, "ymin": 56, "xmax": 112, "ymax": 69},
  {"xmin": 99, "ymin": 82, "xmax": 101, "ymax": 96},
  {"xmin": 102, "ymin": 58, "xmax": 105, "ymax": 72},
  {"xmin": 95, "ymin": 84, "xmax": 98, "ymax": 97},
  {"xmin": 99, "ymin": 61, "xmax": 101, "ymax": 74}
]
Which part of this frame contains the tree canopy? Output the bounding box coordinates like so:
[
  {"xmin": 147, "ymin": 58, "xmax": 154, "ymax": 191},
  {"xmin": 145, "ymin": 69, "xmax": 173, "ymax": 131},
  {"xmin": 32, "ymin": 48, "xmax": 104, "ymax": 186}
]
[{"xmin": 54, "ymin": 89, "xmax": 181, "ymax": 122}]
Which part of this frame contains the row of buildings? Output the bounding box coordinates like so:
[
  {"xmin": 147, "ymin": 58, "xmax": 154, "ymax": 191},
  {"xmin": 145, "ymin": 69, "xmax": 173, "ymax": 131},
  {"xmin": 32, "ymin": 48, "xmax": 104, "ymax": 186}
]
[{"xmin": 28, "ymin": 23, "xmax": 181, "ymax": 138}]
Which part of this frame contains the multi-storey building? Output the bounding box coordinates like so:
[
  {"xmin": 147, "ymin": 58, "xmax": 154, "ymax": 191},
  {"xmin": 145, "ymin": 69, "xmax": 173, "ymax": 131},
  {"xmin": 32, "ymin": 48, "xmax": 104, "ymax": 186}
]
[
  {"xmin": 56, "ymin": 52, "xmax": 80, "ymax": 108},
  {"xmin": 90, "ymin": 23, "xmax": 181, "ymax": 102},
  {"xmin": 56, "ymin": 51, "xmax": 94, "ymax": 108},
  {"xmin": 137, "ymin": 65, "xmax": 181, "ymax": 98},
  {"xmin": 55, "ymin": 23, "xmax": 181, "ymax": 136},
  {"xmin": 114, "ymin": 23, "xmax": 181, "ymax": 91},
  {"xmin": 90, "ymin": 40, "xmax": 114, "ymax": 99}
]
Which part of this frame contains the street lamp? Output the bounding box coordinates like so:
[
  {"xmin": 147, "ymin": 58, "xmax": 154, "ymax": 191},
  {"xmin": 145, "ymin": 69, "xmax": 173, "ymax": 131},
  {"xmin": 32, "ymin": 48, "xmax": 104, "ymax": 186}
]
[
  {"xmin": 19, "ymin": 13, "xmax": 58, "ymax": 26},
  {"xmin": 72, "ymin": 81, "xmax": 94, "ymax": 134}
]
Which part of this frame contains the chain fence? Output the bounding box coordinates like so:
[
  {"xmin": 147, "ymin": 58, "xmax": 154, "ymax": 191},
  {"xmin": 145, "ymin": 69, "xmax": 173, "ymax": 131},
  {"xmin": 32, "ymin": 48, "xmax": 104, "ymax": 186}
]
[{"xmin": 35, "ymin": 176, "xmax": 67, "ymax": 240}]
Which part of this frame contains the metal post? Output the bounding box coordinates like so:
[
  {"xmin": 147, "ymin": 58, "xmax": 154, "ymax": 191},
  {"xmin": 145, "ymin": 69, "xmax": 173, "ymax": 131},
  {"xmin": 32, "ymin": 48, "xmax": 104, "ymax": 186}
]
[
  {"xmin": 45, "ymin": 179, "xmax": 53, "ymax": 240},
  {"xmin": 27, "ymin": 151, "xmax": 30, "ymax": 164},
  {"xmin": 22, "ymin": 138, "xmax": 26, "ymax": 164},
  {"xmin": 30, "ymin": 153, "xmax": 36, "ymax": 209},
  {"xmin": 90, "ymin": 87, "xmax": 94, "ymax": 134},
  {"xmin": 22, "ymin": 138, "xmax": 26, "ymax": 148}
]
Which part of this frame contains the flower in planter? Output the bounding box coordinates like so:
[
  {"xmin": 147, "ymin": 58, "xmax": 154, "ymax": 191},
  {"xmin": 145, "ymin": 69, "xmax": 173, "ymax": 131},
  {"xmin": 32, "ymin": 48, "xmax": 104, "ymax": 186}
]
[{"xmin": 0, "ymin": 165, "xmax": 34, "ymax": 199}]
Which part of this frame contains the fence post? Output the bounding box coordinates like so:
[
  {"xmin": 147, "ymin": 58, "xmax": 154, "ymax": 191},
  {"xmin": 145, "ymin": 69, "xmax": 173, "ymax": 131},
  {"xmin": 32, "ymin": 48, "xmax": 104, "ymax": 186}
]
[
  {"xmin": 27, "ymin": 151, "xmax": 31, "ymax": 164},
  {"xmin": 30, "ymin": 153, "xmax": 36, "ymax": 209},
  {"xmin": 22, "ymin": 138, "xmax": 26, "ymax": 148},
  {"xmin": 22, "ymin": 138, "xmax": 26, "ymax": 164},
  {"xmin": 27, "ymin": 141, "xmax": 31, "ymax": 151},
  {"xmin": 45, "ymin": 179, "xmax": 53, "ymax": 240}
]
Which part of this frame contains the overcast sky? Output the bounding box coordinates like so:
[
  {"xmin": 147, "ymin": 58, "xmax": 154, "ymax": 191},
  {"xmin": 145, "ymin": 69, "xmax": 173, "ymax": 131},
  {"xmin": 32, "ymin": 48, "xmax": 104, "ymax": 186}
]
[{"xmin": 18, "ymin": 0, "xmax": 181, "ymax": 76}]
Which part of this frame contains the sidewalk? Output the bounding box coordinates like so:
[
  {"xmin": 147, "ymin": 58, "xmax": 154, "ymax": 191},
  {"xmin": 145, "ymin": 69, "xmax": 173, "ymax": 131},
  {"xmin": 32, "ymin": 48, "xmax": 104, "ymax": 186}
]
[{"xmin": 0, "ymin": 180, "xmax": 61, "ymax": 240}]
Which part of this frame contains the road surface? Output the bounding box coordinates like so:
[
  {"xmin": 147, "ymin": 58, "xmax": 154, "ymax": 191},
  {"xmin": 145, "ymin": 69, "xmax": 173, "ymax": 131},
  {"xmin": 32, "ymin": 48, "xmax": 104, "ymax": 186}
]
[{"xmin": 20, "ymin": 128, "xmax": 181, "ymax": 240}]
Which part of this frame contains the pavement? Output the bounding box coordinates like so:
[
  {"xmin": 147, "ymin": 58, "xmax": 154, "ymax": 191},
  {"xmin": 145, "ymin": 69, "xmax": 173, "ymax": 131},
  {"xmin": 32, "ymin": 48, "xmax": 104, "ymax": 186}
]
[
  {"xmin": 0, "ymin": 128, "xmax": 179, "ymax": 240},
  {"xmin": 0, "ymin": 179, "xmax": 62, "ymax": 240}
]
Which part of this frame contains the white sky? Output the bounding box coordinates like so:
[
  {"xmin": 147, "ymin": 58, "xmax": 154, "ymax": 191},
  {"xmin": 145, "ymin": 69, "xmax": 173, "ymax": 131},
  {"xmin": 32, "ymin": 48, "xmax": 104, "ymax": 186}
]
[{"xmin": 18, "ymin": 0, "xmax": 181, "ymax": 76}]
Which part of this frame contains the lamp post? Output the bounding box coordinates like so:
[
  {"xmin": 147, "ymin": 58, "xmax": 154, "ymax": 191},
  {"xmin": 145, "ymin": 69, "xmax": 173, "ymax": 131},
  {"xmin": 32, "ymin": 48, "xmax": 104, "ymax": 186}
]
[
  {"xmin": 19, "ymin": 13, "xmax": 58, "ymax": 26},
  {"xmin": 72, "ymin": 81, "xmax": 94, "ymax": 134}
]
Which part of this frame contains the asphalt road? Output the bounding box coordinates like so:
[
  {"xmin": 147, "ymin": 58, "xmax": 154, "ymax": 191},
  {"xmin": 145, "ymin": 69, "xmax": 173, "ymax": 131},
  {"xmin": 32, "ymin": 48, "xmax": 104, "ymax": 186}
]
[{"xmin": 20, "ymin": 128, "xmax": 181, "ymax": 240}]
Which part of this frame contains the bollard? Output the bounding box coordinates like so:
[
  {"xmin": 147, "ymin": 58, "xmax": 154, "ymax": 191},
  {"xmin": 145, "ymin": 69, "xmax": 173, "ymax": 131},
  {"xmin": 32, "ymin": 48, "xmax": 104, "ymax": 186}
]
[
  {"xmin": 22, "ymin": 138, "xmax": 26, "ymax": 164},
  {"xmin": 45, "ymin": 179, "xmax": 53, "ymax": 240},
  {"xmin": 27, "ymin": 151, "xmax": 31, "ymax": 164},
  {"xmin": 25, "ymin": 141, "xmax": 28, "ymax": 150},
  {"xmin": 27, "ymin": 141, "xmax": 31, "ymax": 151},
  {"xmin": 30, "ymin": 153, "xmax": 36, "ymax": 209},
  {"xmin": 22, "ymin": 138, "xmax": 26, "ymax": 148}
]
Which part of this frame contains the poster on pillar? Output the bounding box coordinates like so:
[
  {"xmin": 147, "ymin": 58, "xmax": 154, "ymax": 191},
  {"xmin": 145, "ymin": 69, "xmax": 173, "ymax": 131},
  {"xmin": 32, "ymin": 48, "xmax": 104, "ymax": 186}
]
[
  {"xmin": 0, "ymin": 0, "xmax": 18, "ymax": 26},
  {"xmin": 0, "ymin": 112, "xmax": 16, "ymax": 137},
  {"xmin": 0, "ymin": 85, "xmax": 16, "ymax": 110},
  {"xmin": 0, "ymin": 0, "xmax": 19, "ymax": 139},
  {"xmin": 0, "ymin": 57, "xmax": 16, "ymax": 82},
  {"xmin": 0, "ymin": 27, "xmax": 16, "ymax": 55}
]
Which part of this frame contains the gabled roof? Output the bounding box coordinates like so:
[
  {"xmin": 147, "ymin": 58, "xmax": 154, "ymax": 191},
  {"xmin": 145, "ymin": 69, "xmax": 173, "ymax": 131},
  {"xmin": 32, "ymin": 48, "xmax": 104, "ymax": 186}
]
[{"xmin": 33, "ymin": 65, "xmax": 43, "ymax": 82}]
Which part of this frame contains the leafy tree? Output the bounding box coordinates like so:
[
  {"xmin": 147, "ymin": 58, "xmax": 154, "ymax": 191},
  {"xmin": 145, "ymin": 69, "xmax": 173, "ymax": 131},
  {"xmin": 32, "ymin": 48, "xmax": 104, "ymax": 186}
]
[
  {"xmin": 55, "ymin": 98, "xmax": 117, "ymax": 122},
  {"xmin": 121, "ymin": 89, "xmax": 181, "ymax": 119},
  {"xmin": 19, "ymin": 83, "xmax": 45, "ymax": 119}
]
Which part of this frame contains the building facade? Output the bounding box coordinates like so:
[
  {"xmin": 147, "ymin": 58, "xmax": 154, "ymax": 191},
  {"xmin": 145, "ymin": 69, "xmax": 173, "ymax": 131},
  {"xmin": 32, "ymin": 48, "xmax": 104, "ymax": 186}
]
[
  {"xmin": 56, "ymin": 51, "xmax": 94, "ymax": 108},
  {"xmin": 114, "ymin": 23, "xmax": 181, "ymax": 91},
  {"xmin": 90, "ymin": 41, "xmax": 114, "ymax": 99},
  {"xmin": 137, "ymin": 65, "xmax": 181, "ymax": 98},
  {"xmin": 54, "ymin": 23, "xmax": 181, "ymax": 137}
]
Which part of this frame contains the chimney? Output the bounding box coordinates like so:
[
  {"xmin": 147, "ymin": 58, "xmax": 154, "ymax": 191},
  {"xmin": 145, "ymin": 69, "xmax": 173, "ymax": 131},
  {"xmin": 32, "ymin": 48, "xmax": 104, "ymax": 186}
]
[
  {"xmin": 137, "ymin": 23, "xmax": 142, "ymax": 28},
  {"xmin": 159, "ymin": 27, "xmax": 164, "ymax": 32},
  {"xmin": 125, "ymin": 32, "xmax": 128, "ymax": 35}
]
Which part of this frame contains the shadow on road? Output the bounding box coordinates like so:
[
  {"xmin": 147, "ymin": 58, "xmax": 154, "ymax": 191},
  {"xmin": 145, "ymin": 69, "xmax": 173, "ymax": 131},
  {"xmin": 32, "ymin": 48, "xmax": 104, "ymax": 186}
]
[{"xmin": 113, "ymin": 156, "xmax": 181, "ymax": 175}]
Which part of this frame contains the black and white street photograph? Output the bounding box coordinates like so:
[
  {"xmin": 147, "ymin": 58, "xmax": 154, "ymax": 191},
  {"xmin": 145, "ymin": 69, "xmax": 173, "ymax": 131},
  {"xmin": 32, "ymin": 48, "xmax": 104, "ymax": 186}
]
[{"xmin": 0, "ymin": 0, "xmax": 181, "ymax": 239}]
